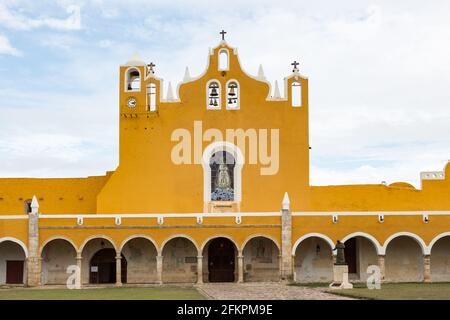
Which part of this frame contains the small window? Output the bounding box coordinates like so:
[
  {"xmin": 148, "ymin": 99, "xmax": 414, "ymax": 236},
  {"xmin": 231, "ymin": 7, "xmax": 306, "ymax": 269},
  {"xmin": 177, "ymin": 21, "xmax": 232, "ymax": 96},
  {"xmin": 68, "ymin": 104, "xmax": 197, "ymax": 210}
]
[
  {"xmin": 126, "ymin": 68, "xmax": 141, "ymax": 91},
  {"xmin": 147, "ymin": 83, "xmax": 156, "ymax": 111},
  {"xmin": 218, "ymin": 49, "xmax": 229, "ymax": 71},
  {"xmin": 24, "ymin": 199, "xmax": 32, "ymax": 214},
  {"xmin": 226, "ymin": 81, "xmax": 239, "ymax": 109},
  {"xmin": 207, "ymin": 81, "xmax": 221, "ymax": 109},
  {"xmin": 291, "ymin": 81, "xmax": 301, "ymax": 107}
]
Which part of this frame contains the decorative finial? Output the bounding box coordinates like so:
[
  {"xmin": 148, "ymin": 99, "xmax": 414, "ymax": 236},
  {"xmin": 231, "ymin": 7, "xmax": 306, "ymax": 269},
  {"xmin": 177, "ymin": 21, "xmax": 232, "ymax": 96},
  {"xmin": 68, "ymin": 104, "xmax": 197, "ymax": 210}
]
[
  {"xmin": 183, "ymin": 66, "xmax": 191, "ymax": 82},
  {"xmin": 147, "ymin": 62, "xmax": 156, "ymax": 75},
  {"xmin": 273, "ymin": 80, "xmax": 281, "ymax": 99},
  {"xmin": 220, "ymin": 29, "xmax": 227, "ymax": 41},
  {"xmin": 30, "ymin": 195, "xmax": 39, "ymax": 214},
  {"xmin": 166, "ymin": 82, "xmax": 174, "ymax": 101},
  {"xmin": 291, "ymin": 60, "xmax": 300, "ymax": 73},
  {"xmin": 257, "ymin": 64, "xmax": 265, "ymax": 80},
  {"xmin": 282, "ymin": 192, "xmax": 290, "ymax": 210}
]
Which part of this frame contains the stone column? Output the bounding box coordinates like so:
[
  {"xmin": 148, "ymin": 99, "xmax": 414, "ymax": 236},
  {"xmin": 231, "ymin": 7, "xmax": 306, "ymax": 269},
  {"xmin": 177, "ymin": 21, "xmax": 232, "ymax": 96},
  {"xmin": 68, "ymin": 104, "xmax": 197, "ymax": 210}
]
[
  {"xmin": 115, "ymin": 253, "xmax": 122, "ymax": 286},
  {"xmin": 197, "ymin": 255, "xmax": 203, "ymax": 284},
  {"xmin": 76, "ymin": 252, "xmax": 82, "ymax": 288},
  {"xmin": 156, "ymin": 254, "xmax": 163, "ymax": 284},
  {"xmin": 280, "ymin": 192, "xmax": 293, "ymax": 282},
  {"xmin": 377, "ymin": 255, "xmax": 386, "ymax": 281},
  {"xmin": 27, "ymin": 196, "xmax": 40, "ymax": 287},
  {"xmin": 237, "ymin": 252, "xmax": 244, "ymax": 283},
  {"xmin": 423, "ymin": 254, "xmax": 431, "ymax": 283}
]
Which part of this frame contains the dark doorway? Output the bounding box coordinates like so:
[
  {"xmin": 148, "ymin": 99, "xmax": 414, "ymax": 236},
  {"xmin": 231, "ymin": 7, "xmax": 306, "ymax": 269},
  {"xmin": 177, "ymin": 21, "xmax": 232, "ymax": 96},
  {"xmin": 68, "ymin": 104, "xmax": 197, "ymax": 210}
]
[
  {"xmin": 208, "ymin": 238, "xmax": 235, "ymax": 282},
  {"xmin": 6, "ymin": 260, "xmax": 24, "ymax": 284},
  {"xmin": 89, "ymin": 248, "xmax": 127, "ymax": 284},
  {"xmin": 344, "ymin": 238, "xmax": 357, "ymax": 274}
]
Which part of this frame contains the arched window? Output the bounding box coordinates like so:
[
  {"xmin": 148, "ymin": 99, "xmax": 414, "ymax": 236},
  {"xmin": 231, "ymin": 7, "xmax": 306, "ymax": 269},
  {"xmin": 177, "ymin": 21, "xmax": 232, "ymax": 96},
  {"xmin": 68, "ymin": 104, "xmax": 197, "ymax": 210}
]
[
  {"xmin": 125, "ymin": 68, "xmax": 141, "ymax": 92},
  {"xmin": 147, "ymin": 83, "xmax": 156, "ymax": 111},
  {"xmin": 207, "ymin": 80, "xmax": 221, "ymax": 109},
  {"xmin": 291, "ymin": 81, "xmax": 301, "ymax": 107},
  {"xmin": 226, "ymin": 80, "xmax": 239, "ymax": 109},
  {"xmin": 218, "ymin": 49, "xmax": 229, "ymax": 71},
  {"xmin": 210, "ymin": 151, "xmax": 235, "ymax": 201}
]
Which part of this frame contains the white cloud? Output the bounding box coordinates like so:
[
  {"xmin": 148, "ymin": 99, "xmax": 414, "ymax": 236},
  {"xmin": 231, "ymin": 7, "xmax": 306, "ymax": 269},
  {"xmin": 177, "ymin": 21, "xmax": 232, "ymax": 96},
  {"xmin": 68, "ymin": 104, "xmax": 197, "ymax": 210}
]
[
  {"xmin": 0, "ymin": 3, "xmax": 81, "ymax": 30},
  {"xmin": 0, "ymin": 33, "xmax": 21, "ymax": 56}
]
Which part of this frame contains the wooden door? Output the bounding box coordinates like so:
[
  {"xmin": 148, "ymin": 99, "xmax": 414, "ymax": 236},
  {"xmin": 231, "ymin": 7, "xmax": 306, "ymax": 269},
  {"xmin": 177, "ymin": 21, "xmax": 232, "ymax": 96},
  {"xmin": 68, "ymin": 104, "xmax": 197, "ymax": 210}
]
[
  {"xmin": 6, "ymin": 260, "xmax": 24, "ymax": 284},
  {"xmin": 208, "ymin": 238, "xmax": 235, "ymax": 282}
]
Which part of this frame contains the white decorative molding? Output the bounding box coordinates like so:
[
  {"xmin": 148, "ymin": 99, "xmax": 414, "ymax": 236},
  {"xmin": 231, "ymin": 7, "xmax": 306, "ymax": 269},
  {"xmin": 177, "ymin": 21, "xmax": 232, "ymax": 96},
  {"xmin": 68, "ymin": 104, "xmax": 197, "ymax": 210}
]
[
  {"xmin": 273, "ymin": 80, "xmax": 282, "ymax": 99},
  {"xmin": 378, "ymin": 213, "xmax": 384, "ymax": 223},
  {"xmin": 292, "ymin": 233, "xmax": 336, "ymax": 256},
  {"xmin": 30, "ymin": 195, "xmax": 39, "ymax": 214},
  {"xmin": 332, "ymin": 214, "xmax": 338, "ymax": 224},
  {"xmin": 381, "ymin": 231, "xmax": 429, "ymax": 255},
  {"xmin": 0, "ymin": 215, "xmax": 29, "ymax": 220},
  {"xmin": 282, "ymin": 192, "xmax": 290, "ymax": 211},
  {"xmin": 235, "ymin": 216, "xmax": 242, "ymax": 224},
  {"xmin": 0, "ymin": 237, "xmax": 29, "ymax": 257},
  {"xmin": 257, "ymin": 64, "xmax": 266, "ymax": 80},
  {"xmin": 196, "ymin": 216, "xmax": 203, "ymax": 225},
  {"xmin": 157, "ymin": 216, "xmax": 164, "ymax": 225},
  {"xmin": 423, "ymin": 213, "xmax": 429, "ymax": 223},
  {"xmin": 115, "ymin": 216, "xmax": 122, "ymax": 226},
  {"xmin": 420, "ymin": 171, "xmax": 445, "ymax": 181},
  {"xmin": 183, "ymin": 66, "xmax": 191, "ymax": 82},
  {"xmin": 76, "ymin": 216, "xmax": 83, "ymax": 226}
]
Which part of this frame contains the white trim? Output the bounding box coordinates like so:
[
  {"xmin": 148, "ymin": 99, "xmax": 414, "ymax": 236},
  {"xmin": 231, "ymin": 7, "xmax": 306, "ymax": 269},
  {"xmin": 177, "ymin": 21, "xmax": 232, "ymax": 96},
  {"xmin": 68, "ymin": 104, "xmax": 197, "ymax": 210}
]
[
  {"xmin": 119, "ymin": 235, "xmax": 158, "ymax": 253},
  {"xmin": 39, "ymin": 236, "xmax": 78, "ymax": 256},
  {"xmin": 241, "ymin": 234, "xmax": 281, "ymax": 252},
  {"xmin": 218, "ymin": 48, "xmax": 230, "ymax": 71},
  {"xmin": 341, "ymin": 232, "xmax": 382, "ymax": 255},
  {"xmin": 79, "ymin": 235, "xmax": 117, "ymax": 254},
  {"xmin": 225, "ymin": 79, "xmax": 240, "ymax": 110},
  {"xmin": 381, "ymin": 232, "xmax": 428, "ymax": 255},
  {"xmin": 29, "ymin": 210, "xmax": 450, "ymax": 220},
  {"xmin": 202, "ymin": 141, "xmax": 244, "ymax": 204},
  {"xmin": 0, "ymin": 237, "xmax": 28, "ymax": 258},
  {"xmin": 160, "ymin": 234, "xmax": 199, "ymax": 253},
  {"xmin": 124, "ymin": 67, "xmax": 141, "ymax": 93},
  {"xmin": 200, "ymin": 235, "xmax": 239, "ymax": 252},
  {"xmin": 206, "ymin": 79, "xmax": 221, "ymax": 110},
  {"xmin": 0, "ymin": 215, "xmax": 28, "ymax": 220},
  {"xmin": 428, "ymin": 232, "xmax": 450, "ymax": 252},
  {"xmin": 292, "ymin": 233, "xmax": 335, "ymax": 256}
]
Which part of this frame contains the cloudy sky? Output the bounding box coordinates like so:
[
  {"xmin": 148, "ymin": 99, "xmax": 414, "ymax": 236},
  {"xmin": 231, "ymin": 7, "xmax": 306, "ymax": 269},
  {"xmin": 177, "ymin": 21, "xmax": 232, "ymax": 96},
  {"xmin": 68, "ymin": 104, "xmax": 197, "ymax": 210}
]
[{"xmin": 0, "ymin": 0, "xmax": 449, "ymax": 188}]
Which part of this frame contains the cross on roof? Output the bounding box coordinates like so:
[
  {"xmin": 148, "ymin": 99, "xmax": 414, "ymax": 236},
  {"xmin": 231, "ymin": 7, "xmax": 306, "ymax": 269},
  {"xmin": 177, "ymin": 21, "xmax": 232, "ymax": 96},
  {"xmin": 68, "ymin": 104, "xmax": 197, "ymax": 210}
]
[
  {"xmin": 291, "ymin": 60, "xmax": 300, "ymax": 72},
  {"xmin": 147, "ymin": 62, "xmax": 155, "ymax": 73},
  {"xmin": 220, "ymin": 30, "xmax": 227, "ymax": 41}
]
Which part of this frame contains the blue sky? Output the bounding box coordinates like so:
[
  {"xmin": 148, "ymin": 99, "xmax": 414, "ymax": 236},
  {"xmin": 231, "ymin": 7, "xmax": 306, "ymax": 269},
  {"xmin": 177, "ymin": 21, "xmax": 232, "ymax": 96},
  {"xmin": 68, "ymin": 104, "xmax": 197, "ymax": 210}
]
[{"xmin": 0, "ymin": 0, "xmax": 449, "ymax": 187}]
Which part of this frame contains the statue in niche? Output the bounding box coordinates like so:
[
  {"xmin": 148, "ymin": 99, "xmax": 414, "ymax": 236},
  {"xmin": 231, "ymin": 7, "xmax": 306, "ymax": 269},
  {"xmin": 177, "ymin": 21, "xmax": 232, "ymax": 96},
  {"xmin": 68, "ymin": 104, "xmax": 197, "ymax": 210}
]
[{"xmin": 210, "ymin": 152, "xmax": 235, "ymax": 201}]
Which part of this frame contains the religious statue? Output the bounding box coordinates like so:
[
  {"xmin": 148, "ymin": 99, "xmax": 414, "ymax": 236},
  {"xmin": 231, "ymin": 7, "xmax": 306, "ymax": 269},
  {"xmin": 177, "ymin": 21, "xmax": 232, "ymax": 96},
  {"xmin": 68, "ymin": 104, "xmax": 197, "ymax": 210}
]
[
  {"xmin": 333, "ymin": 240, "xmax": 346, "ymax": 265},
  {"xmin": 211, "ymin": 155, "xmax": 234, "ymax": 201}
]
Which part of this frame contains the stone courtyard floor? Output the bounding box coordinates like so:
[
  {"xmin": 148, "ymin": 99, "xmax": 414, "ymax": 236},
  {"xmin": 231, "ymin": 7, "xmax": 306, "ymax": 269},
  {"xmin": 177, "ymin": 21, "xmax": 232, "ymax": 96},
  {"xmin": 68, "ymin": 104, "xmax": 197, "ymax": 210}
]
[{"xmin": 197, "ymin": 282, "xmax": 353, "ymax": 300}]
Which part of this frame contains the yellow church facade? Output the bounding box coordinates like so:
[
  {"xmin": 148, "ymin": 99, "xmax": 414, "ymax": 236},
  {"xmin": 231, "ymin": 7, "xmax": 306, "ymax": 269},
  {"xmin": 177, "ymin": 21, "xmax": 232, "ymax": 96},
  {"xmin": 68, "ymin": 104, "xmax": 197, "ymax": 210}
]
[{"xmin": 1, "ymin": 35, "xmax": 450, "ymax": 287}]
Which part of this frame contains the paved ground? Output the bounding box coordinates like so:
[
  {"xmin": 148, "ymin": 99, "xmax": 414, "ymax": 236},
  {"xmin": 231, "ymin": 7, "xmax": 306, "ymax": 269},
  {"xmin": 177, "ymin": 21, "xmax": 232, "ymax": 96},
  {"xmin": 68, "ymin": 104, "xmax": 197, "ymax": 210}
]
[{"xmin": 197, "ymin": 282, "xmax": 353, "ymax": 300}]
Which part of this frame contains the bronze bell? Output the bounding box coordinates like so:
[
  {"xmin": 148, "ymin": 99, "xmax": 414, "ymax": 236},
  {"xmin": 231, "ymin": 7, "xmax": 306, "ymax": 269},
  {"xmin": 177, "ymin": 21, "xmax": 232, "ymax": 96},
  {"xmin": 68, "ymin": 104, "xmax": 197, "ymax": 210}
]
[
  {"xmin": 213, "ymin": 98, "xmax": 218, "ymax": 106},
  {"xmin": 210, "ymin": 87, "xmax": 219, "ymax": 97},
  {"xmin": 228, "ymin": 86, "xmax": 236, "ymax": 96},
  {"xmin": 209, "ymin": 98, "xmax": 214, "ymax": 106}
]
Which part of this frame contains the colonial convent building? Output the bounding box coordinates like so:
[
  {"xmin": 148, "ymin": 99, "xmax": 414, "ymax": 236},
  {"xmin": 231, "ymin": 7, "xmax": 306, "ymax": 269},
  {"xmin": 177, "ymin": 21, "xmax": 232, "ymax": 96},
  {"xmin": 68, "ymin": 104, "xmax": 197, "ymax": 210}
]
[{"xmin": 1, "ymin": 33, "xmax": 450, "ymax": 287}]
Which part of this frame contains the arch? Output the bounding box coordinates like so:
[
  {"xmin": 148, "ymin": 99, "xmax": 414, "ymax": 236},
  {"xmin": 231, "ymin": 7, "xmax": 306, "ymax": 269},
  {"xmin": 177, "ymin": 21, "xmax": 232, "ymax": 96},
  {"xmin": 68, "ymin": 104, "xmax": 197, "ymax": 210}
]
[
  {"xmin": 40, "ymin": 236, "xmax": 78, "ymax": 256},
  {"xmin": 202, "ymin": 141, "xmax": 244, "ymax": 203},
  {"xmin": 429, "ymin": 232, "xmax": 450, "ymax": 252},
  {"xmin": 206, "ymin": 79, "xmax": 221, "ymax": 109},
  {"xmin": 124, "ymin": 67, "xmax": 141, "ymax": 91},
  {"xmin": 291, "ymin": 80, "xmax": 301, "ymax": 107},
  {"xmin": 226, "ymin": 79, "xmax": 240, "ymax": 110},
  {"xmin": 341, "ymin": 232, "xmax": 382, "ymax": 255},
  {"xmin": 0, "ymin": 237, "xmax": 28, "ymax": 258},
  {"xmin": 200, "ymin": 235, "xmax": 239, "ymax": 253},
  {"xmin": 160, "ymin": 234, "xmax": 199, "ymax": 253},
  {"xmin": 79, "ymin": 235, "xmax": 117, "ymax": 254},
  {"xmin": 292, "ymin": 233, "xmax": 335, "ymax": 256},
  {"xmin": 381, "ymin": 232, "xmax": 428, "ymax": 255},
  {"xmin": 119, "ymin": 235, "xmax": 158, "ymax": 253},
  {"xmin": 241, "ymin": 234, "xmax": 280, "ymax": 252},
  {"xmin": 218, "ymin": 48, "xmax": 229, "ymax": 71}
]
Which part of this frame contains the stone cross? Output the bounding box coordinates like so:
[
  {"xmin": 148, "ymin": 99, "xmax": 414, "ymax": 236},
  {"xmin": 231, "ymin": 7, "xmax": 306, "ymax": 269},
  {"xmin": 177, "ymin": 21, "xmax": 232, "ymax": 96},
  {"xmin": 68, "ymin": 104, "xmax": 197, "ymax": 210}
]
[
  {"xmin": 147, "ymin": 62, "xmax": 156, "ymax": 74},
  {"xmin": 291, "ymin": 60, "xmax": 300, "ymax": 72},
  {"xmin": 220, "ymin": 30, "xmax": 227, "ymax": 41}
]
